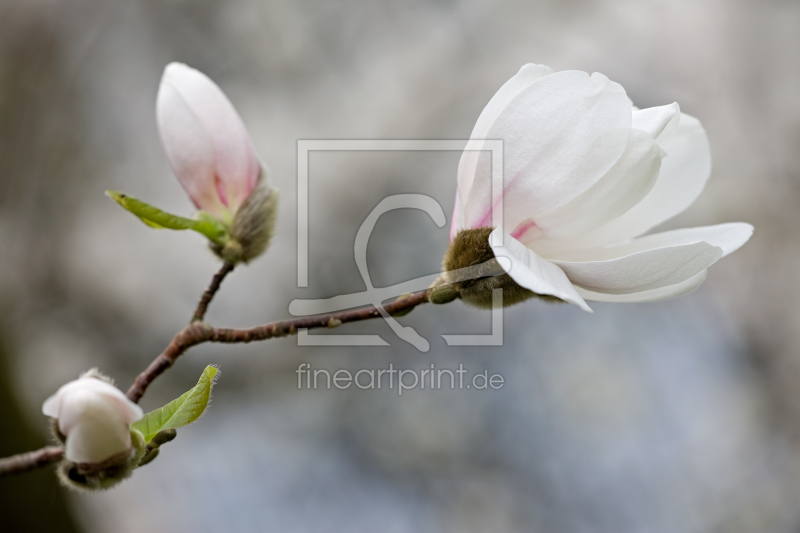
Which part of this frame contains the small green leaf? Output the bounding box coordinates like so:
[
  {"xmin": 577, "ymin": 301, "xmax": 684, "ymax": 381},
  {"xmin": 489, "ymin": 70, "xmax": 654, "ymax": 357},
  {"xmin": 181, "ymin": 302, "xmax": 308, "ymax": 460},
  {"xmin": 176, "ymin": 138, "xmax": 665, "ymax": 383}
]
[
  {"xmin": 106, "ymin": 191, "xmax": 230, "ymax": 245},
  {"xmin": 131, "ymin": 365, "xmax": 219, "ymax": 443}
]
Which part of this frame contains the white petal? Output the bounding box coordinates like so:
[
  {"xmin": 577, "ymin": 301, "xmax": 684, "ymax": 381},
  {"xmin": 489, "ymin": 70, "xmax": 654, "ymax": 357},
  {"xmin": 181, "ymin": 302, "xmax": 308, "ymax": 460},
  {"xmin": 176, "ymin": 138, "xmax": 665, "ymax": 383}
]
[
  {"xmin": 551, "ymin": 242, "xmax": 722, "ymax": 294},
  {"xmin": 489, "ymin": 228, "xmax": 592, "ymax": 312},
  {"xmin": 604, "ymin": 223, "xmax": 753, "ymax": 259},
  {"xmin": 157, "ymin": 79, "xmax": 227, "ymax": 219},
  {"xmin": 576, "ymin": 269, "xmax": 708, "ymax": 303},
  {"xmin": 543, "ymin": 222, "xmax": 753, "ymax": 261},
  {"xmin": 547, "ymin": 112, "xmax": 710, "ymax": 249},
  {"xmin": 521, "ymin": 127, "xmax": 662, "ymax": 242},
  {"xmin": 61, "ymin": 391, "xmax": 133, "ymax": 463},
  {"xmin": 461, "ymin": 71, "xmax": 632, "ymax": 233},
  {"xmin": 106, "ymin": 391, "xmax": 145, "ymax": 425},
  {"xmin": 160, "ymin": 63, "xmax": 260, "ymax": 214},
  {"xmin": 455, "ymin": 64, "xmax": 553, "ymax": 207},
  {"xmin": 631, "ymin": 102, "xmax": 680, "ymax": 140},
  {"xmin": 45, "ymin": 378, "xmax": 143, "ymax": 423},
  {"xmin": 42, "ymin": 390, "xmax": 64, "ymax": 418}
]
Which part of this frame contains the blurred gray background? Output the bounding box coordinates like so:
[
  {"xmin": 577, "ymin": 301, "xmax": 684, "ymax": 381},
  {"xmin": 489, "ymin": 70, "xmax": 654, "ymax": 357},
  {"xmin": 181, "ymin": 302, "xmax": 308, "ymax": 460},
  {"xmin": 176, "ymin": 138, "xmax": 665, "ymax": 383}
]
[{"xmin": 0, "ymin": 0, "xmax": 798, "ymax": 531}]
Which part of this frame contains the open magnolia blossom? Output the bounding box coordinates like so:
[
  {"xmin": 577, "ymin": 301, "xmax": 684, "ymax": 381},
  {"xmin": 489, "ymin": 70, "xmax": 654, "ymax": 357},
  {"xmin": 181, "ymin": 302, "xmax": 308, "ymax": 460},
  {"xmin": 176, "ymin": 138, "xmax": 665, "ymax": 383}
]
[
  {"xmin": 42, "ymin": 374, "xmax": 143, "ymax": 464},
  {"xmin": 447, "ymin": 64, "xmax": 752, "ymax": 312},
  {"xmin": 157, "ymin": 62, "xmax": 278, "ymax": 262}
]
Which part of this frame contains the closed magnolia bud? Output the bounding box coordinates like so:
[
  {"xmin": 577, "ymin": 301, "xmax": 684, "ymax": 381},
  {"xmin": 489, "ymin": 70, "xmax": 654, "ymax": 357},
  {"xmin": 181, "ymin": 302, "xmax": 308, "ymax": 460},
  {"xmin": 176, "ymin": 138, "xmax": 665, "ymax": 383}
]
[
  {"xmin": 157, "ymin": 62, "xmax": 278, "ymax": 263},
  {"xmin": 428, "ymin": 282, "xmax": 459, "ymax": 305},
  {"xmin": 138, "ymin": 428, "xmax": 178, "ymax": 468},
  {"xmin": 42, "ymin": 370, "xmax": 146, "ymax": 491}
]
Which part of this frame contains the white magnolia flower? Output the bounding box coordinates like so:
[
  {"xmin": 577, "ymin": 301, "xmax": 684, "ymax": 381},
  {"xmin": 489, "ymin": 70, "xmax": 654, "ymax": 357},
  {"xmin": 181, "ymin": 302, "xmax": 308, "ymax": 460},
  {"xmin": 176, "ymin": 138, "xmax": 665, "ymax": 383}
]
[
  {"xmin": 42, "ymin": 375, "xmax": 143, "ymax": 464},
  {"xmin": 157, "ymin": 62, "xmax": 277, "ymax": 262},
  {"xmin": 449, "ymin": 64, "xmax": 752, "ymax": 312}
]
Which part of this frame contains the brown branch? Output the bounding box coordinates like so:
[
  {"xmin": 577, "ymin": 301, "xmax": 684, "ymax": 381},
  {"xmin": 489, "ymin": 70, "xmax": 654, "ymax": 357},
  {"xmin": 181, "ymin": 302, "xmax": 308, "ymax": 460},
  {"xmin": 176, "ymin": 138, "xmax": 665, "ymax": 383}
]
[
  {"xmin": 191, "ymin": 261, "xmax": 235, "ymax": 322},
  {"xmin": 126, "ymin": 288, "xmax": 431, "ymax": 403},
  {"xmin": 0, "ymin": 446, "xmax": 63, "ymax": 476},
  {"xmin": 126, "ymin": 321, "xmax": 214, "ymax": 403}
]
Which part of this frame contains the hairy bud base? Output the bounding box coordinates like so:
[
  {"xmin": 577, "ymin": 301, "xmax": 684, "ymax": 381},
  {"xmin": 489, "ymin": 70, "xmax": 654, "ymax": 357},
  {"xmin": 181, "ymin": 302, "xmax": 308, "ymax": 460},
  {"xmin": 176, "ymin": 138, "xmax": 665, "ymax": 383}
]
[
  {"xmin": 57, "ymin": 429, "xmax": 145, "ymax": 493},
  {"xmin": 442, "ymin": 227, "xmax": 564, "ymax": 308},
  {"xmin": 211, "ymin": 172, "xmax": 278, "ymax": 264}
]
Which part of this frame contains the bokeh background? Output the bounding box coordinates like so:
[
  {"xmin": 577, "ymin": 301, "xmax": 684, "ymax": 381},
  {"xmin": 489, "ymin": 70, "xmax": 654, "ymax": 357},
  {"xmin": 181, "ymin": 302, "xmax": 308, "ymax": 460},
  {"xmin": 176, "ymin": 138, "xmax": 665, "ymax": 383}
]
[{"xmin": 1, "ymin": 0, "xmax": 798, "ymax": 531}]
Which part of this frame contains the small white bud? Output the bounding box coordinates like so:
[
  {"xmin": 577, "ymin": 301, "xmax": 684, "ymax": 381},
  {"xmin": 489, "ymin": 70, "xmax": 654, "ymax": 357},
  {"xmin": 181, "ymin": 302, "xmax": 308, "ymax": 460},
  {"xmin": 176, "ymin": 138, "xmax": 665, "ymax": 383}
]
[{"xmin": 42, "ymin": 370, "xmax": 143, "ymax": 465}]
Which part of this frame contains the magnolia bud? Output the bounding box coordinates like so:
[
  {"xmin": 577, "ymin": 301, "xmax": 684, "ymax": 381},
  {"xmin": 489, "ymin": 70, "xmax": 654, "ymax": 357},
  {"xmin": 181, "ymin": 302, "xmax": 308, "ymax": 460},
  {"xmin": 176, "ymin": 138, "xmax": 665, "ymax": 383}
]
[
  {"xmin": 138, "ymin": 429, "xmax": 178, "ymax": 467},
  {"xmin": 42, "ymin": 369, "xmax": 145, "ymax": 491},
  {"xmin": 428, "ymin": 282, "xmax": 459, "ymax": 305},
  {"xmin": 156, "ymin": 62, "xmax": 278, "ymax": 263}
]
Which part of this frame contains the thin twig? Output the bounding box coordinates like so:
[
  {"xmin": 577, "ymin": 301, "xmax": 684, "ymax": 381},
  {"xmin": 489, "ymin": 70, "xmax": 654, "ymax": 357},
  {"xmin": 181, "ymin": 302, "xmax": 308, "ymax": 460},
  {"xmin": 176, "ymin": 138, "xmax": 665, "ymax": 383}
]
[
  {"xmin": 191, "ymin": 261, "xmax": 235, "ymax": 322},
  {"xmin": 126, "ymin": 288, "xmax": 431, "ymax": 403},
  {"xmin": 0, "ymin": 446, "xmax": 63, "ymax": 476}
]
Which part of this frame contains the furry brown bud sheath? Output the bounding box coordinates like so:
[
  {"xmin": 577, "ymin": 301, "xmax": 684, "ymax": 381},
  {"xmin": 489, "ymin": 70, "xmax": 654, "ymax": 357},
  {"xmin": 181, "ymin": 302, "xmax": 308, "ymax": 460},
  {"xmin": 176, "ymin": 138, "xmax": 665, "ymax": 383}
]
[
  {"xmin": 440, "ymin": 227, "xmax": 562, "ymax": 308},
  {"xmin": 210, "ymin": 175, "xmax": 279, "ymax": 263}
]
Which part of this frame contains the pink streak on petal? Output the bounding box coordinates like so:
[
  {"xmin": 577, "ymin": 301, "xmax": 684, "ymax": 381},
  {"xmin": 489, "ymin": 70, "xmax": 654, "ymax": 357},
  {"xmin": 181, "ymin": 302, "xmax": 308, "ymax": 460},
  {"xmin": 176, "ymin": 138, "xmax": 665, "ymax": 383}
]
[
  {"xmin": 511, "ymin": 219, "xmax": 538, "ymax": 240},
  {"xmin": 511, "ymin": 218, "xmax": 545, "ymax": 244},
  {"xmin": 474, "ymin": 193, "xmax": 502, "ymax": 229},
  {"xmin": 184, "ymin": 190, "xmax": 203, "ymax": 210},
  {"xmin": 473, "ymin": 160, "xmax": 531, "ymax": 229},
  {"xmin": 245, "ymin": 155, "xmax": 259, "ymax": 196},
  {"xmin": 215, "ymin": 175, "xmax": 229, "ymax": 207},
  {"xmin": 449, "ymin": 191, "xmax": 460, "ymax": 241}
]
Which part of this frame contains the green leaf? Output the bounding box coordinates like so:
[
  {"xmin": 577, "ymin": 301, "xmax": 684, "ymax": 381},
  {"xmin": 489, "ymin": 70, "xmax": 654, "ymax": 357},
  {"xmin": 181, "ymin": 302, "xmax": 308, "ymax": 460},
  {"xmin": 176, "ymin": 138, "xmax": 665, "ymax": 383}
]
[
  {"xmin": 106, "ymin": 191, "xmax": 230, "ymax": 245},
  {"xmin": 131, "ymin": 365, "xmax": 220, "ymax": 443}
]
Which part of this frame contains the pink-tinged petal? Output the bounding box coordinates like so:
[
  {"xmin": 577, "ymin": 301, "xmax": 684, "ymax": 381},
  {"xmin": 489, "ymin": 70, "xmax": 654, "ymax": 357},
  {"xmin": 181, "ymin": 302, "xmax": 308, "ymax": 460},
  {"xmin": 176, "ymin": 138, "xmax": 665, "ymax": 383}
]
[
  {"xmin": 159, "ymin": 63, "xmax": 260, "ymax": 215},
  {"xmin": 450, "ymin": 189, "xmax": 465, "ymax": 241},
  {"xmin": 461, "ymin": 71, "xmax": 631, "ymax": 233},
  {"xmin": 489, "ymin": 228, "xmax": 592, "ymax": 312},
  {"xmin": 576, "ymin": 269, "xmax": 707, "ymax": 303},
  {"xmin": 454, "ymin": 64, "xmax": 554, "ymax": 214},
  {"xmin": 157, "ymin": 79, "xmax": 228, "ymax": 220},
  {"xmin": 529, "ymin": 127, "xmax": 662, "ymax": 242}
]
